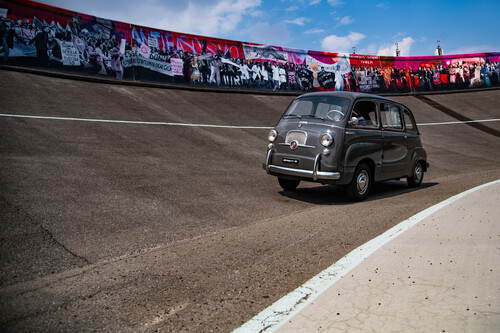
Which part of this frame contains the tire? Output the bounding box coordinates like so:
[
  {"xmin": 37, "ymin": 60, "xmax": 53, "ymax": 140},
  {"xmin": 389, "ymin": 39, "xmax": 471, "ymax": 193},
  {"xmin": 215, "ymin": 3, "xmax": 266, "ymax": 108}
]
[
  {"xmin": 278, "ymin": 177, "xmax": 300, "ymax": 191},
  {"xmin": 346, "ymin": 163, "xmax": 371, "ymax": 201},
  {"xmin": 407, "ymin": 161, "xmax": 424, "ymax": 188}
]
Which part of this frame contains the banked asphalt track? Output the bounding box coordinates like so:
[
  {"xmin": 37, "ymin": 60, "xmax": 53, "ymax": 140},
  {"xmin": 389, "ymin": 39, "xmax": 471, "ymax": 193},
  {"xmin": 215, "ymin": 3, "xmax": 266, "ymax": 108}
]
[{"xmin": 0, "ymin": 67, "xmax": 499, "ymax": 332}]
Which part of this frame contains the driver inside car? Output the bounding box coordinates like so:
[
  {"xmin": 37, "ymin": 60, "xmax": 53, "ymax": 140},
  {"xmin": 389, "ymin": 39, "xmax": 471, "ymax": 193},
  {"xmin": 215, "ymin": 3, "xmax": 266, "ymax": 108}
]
[{"xmin": 352, "ymin": 110, "xmax": 367, "ymax": 126}]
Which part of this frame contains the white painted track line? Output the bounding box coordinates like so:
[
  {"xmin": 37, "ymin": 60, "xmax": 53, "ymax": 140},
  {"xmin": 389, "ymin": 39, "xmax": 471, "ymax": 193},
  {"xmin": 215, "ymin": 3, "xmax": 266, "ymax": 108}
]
[
  {"xmin": 0, "ymin": 113, "xmax": 273, "ymax": 130},
  {"xmin": 1, "ymin": 113, "xmax": 499, "ymax": 129},
  {"xmin": 418, "ymin": 118, "xmax": 500, "ymax": 126}
]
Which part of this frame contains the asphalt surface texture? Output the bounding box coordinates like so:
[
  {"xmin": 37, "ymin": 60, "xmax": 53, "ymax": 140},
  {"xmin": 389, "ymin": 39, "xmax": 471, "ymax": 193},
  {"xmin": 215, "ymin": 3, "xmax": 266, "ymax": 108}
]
[{"xmin": 1, "ymin": 68, "xmax": 499, "ymax": 332}]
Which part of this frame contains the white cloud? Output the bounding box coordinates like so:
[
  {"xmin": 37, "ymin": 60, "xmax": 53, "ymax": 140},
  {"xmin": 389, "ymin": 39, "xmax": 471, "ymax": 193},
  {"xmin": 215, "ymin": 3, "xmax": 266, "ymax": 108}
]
[
  {"xmin": 309, "ymin": 0, "xmax": 321, "ymax": 5},
  {"xmin": 376, "ymin": 3, "xmax": 389, "ymax": 9},
  {"xmin": 305, "ymin": 28, "xmax": 325, "ymax": 34},
  {"xmin": 37, "ymin": 0, "xmax": 262, "ymax": 38},
  {"xmin": 161, "ymin": 0, "xmax": 262, "ymax": 36},
  {"xmin": 321, "ymin": 32, "xmax": 366, "ymax": 53},
  {"xmin": 284, "ymin": 17, "xmax": 311, "ymax": 26},
  {"xmin": 335, "ymin": 16, "xmax": 354, "ymax": 28},
  {"xmin": 377, "ymin": 37, "xmax": 415, "ymax": 56},
  {"xmin": 247, "ymin": 21, "xmax": 291, "ymax": 47},
  {"xmin": 392, "ymin": 32, "xmax": 406, "ymax": 39},
  {"xmin": 328, "ymin": 0, "xmax": 344, "ymax": 6},
  {"xmin": 363, "ymin": 43, "xmax": 379, "ymax": 55}
]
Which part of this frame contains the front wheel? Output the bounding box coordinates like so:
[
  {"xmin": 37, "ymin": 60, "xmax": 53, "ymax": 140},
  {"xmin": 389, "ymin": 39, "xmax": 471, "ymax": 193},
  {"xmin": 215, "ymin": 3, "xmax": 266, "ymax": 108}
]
[
  {"xmin": 278, "ymin": 177, "xmax": 300, "ymax": 191},
  {"xmin": 407, "ymin": 161, "xmax": 424, "ymax": 188},
  {"xmin": 346, "ymin": 163, "xmax": 371, "ymax": 201}
]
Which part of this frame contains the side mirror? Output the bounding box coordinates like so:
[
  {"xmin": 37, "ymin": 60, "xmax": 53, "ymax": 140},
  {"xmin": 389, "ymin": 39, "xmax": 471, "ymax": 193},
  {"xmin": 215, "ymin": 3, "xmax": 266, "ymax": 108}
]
[{"xmin": 349, "ymin": 117, "xmax": 359, "ymax": 126}]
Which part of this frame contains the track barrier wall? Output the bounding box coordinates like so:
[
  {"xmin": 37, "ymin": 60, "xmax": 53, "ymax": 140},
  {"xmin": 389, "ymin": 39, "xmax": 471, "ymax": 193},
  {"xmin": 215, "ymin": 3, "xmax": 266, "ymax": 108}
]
[{"xmin": 1, "ymin": 0, "xmax": 499, "ymax": 94}]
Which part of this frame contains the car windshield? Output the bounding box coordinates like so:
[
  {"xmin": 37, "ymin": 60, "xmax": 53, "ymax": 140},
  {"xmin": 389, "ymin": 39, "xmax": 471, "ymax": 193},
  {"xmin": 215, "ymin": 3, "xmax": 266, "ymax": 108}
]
[{"xmin": 283, "ymin": 96, "xmax": 351, "ymax": 122}]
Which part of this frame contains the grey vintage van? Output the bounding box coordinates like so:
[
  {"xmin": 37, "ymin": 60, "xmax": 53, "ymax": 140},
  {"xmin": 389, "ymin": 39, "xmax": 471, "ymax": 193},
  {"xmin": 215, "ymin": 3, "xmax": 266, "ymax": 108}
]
[{"xmin": 264, "ymin": 91, "xmax": 428, "ymax": 200}]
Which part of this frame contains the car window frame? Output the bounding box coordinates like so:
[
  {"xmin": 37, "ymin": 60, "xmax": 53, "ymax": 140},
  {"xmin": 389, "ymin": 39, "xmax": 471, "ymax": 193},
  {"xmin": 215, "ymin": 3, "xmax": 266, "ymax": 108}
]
[
  {"xmin": 403, "ymin": 108, "xmax": 418, "ymax": 133},
  {"xmin": 348, "ymin": 98, "xmax": 380, "ymax": 130},
  {"xmin": 379, "ymin": 102, "xmax": 404, "ymax": 132}
]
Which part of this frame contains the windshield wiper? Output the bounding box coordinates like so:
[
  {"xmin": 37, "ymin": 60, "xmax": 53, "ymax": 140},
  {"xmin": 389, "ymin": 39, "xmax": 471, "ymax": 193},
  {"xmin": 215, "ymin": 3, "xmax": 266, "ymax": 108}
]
[
  {"xmin": 283, "ymin": 114, "xmax": 300, "ymax": 118},
  {"xmin": 301, "ymin": 114, "xmax": 325, "ymax": 120}
]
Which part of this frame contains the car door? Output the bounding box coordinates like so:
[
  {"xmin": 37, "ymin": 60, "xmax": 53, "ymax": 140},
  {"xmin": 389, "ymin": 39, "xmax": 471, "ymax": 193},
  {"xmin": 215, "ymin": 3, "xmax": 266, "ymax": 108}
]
[
  {"xmin": 342, "ymin": 99, "xmax": 383, "ymax": 169},
  {"xmin": 380, "ymin": 102, "xmax": 409, "ymax": 176}
]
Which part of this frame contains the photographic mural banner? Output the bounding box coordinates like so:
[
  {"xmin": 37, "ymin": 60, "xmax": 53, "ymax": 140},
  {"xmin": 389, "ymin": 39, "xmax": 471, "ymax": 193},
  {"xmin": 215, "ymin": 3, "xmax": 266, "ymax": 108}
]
[{"xmin": 1, "ymin": 0, "xmax": 499, "ymax": 93}]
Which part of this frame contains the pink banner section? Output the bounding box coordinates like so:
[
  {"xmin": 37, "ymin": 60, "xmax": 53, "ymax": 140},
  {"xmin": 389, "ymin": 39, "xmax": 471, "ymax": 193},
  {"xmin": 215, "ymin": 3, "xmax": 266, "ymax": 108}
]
[{"xmin": 1, "ymin": 0, "xmax": 499, "ymax": 93}]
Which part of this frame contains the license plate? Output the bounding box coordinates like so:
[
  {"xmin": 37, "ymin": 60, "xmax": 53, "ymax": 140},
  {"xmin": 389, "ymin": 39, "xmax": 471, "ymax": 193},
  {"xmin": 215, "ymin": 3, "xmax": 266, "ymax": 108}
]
[{"xmin": 283, "ymin": 158, "xmax": 299, "ymax": 165}]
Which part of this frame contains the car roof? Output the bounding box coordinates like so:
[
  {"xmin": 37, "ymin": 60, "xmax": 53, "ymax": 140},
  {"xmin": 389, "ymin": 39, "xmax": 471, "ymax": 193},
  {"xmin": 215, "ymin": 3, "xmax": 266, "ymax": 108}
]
[{"xmin": 296, "ymin": 91, "xmax": 398, "ymax": 104}]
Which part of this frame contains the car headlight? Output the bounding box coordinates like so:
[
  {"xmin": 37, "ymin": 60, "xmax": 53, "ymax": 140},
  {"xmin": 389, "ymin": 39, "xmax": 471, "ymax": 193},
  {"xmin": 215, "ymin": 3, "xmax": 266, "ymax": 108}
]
[
  {"xmin": 268, "ymin": 129, "xmax": 278, "ymax": 142},
  {"xmin": 320, "ymin": 133, "xmax": 333, "ymax": 147}
]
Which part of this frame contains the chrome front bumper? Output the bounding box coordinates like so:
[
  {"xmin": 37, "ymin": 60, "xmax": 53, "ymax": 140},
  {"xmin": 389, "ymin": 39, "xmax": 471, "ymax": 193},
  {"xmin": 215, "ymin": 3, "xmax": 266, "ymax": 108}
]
[{"xmin": 264, "ymin": 149, "xmax": 340, "ymax": 181}]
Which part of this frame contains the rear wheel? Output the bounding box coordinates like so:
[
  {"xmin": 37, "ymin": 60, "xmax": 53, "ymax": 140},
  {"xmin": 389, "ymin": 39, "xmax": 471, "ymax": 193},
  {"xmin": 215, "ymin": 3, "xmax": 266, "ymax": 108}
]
[
  {"xmin": 278, "ymin": 177, "xmax": 300, "ymax": 191},
  {"xmin": 407, "ymin": 161, "xmax": 424, "ymax": 188},
  {"xmin": 346, "ymin": 163, "xmax": 371, "ymax": 201}
]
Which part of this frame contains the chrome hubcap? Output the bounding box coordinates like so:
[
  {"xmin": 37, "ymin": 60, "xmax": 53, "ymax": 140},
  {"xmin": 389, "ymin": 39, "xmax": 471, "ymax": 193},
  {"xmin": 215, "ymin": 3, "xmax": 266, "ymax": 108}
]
[
  {"xmin": 357, "ymin": 170, "xmax": 369, "ymax": 195},
  {"xmin": 415, "ymin": 164, "xmax": 422, "ymax": 182}
]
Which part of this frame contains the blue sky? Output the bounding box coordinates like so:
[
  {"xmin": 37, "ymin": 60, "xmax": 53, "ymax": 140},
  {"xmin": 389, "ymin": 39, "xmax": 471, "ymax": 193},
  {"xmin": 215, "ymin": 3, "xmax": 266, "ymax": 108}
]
[{"xmin": 36, "ymin": 0, "xmax": 500, "ymax": 56}]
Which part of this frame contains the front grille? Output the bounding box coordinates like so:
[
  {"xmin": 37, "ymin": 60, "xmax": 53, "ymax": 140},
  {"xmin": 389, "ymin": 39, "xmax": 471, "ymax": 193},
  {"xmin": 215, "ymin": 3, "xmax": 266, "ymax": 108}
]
[{"xmin": 285, "ymin": 131, "xmax": 307, "ymax": 145}]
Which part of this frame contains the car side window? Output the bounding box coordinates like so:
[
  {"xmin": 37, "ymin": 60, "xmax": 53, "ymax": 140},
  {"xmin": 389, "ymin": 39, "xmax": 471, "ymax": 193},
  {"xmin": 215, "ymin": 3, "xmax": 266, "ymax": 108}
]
[
  {"xmin": 350, "ymin": 100, "xmax": 378, "ymax": 128},
  {"xmin": 380, "ymin": 103, "xmax": 403, "ymax": 130},
  {"xmin": 403, "ymin": 109, "xmax": 417, "ymax": 132}
]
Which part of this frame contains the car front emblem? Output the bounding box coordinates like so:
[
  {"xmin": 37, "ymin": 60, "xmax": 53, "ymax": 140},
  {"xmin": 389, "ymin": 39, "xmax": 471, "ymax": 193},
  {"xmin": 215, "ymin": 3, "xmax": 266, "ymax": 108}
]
[
  {"xmin": 290, "ymin": 140, "xmax": 298, "ymax": 150},
  {"xmin": 298, "ymin": 123, "xmax": 302, "ymax": 128}
]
